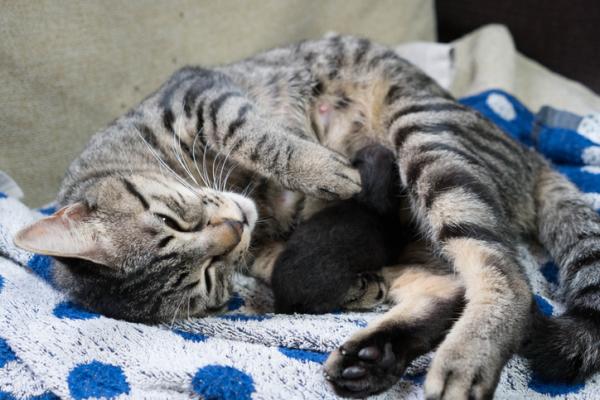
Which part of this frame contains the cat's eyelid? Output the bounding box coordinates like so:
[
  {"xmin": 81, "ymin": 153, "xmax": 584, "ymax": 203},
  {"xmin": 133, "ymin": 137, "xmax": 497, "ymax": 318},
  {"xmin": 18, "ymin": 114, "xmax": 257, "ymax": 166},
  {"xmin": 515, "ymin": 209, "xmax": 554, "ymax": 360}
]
[{"xmin": 153, "ymin": 212, "xmax": 186, "ymax": 232}]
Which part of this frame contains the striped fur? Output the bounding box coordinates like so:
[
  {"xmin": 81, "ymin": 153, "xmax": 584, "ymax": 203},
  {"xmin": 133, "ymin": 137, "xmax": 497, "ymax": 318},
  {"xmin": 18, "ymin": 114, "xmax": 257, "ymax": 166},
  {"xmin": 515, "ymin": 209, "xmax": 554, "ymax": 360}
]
[{"xmin": 13, "ymin": 34, "xmax": 600, "ymax": 398}]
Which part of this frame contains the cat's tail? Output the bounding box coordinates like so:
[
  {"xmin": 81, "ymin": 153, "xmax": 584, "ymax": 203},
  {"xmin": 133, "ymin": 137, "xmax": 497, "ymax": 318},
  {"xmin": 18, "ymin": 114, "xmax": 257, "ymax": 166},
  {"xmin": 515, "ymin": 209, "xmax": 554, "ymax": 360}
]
[{"xmin": 521, "ymin": 163, "xmax": 600, "ymax": 382}]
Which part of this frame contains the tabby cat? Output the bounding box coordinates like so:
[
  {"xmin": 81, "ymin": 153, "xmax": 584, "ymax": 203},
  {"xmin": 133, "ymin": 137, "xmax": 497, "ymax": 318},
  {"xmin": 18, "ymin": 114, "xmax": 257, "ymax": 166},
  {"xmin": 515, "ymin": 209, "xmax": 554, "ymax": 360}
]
[{"xmin": 14, "ymin": 34, "xmax": 600, "ymax": 399}]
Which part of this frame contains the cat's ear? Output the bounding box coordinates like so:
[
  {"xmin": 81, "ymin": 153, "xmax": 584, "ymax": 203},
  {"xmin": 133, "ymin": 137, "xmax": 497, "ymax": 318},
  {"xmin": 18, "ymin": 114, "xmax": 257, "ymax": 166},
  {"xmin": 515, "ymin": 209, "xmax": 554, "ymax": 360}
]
[{"xmin": 14, "ymin": 203, "xmax": 114, "ymax": 266}]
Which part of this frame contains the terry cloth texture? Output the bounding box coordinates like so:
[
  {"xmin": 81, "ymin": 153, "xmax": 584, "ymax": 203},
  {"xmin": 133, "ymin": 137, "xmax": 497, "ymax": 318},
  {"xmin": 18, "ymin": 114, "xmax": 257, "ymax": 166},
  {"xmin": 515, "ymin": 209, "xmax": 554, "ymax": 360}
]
[{"xmin": 1, "ymin": 90, "xmax": 600, "ymax": 399}]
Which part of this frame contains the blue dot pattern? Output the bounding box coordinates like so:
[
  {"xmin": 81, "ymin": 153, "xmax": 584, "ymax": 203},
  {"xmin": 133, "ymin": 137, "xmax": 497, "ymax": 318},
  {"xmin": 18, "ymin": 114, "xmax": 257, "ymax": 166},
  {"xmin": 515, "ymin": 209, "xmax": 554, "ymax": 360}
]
[
  {"xmin": 53, "ymin": 301, "xmax": 100, "ymax": 320},
  {"xmin": 278, "ymin": 347, "xmax": 327, "ymax": 364},
  {"xmin": 534, "ymin": 295, "xmax": 554, "ymax": 317},
  {"xmin": 219, "ymin": 313, "xmax": 271, "ymax": 322},
  {"xmin": 0, "ymin": 338, "xmax": 17, "ymax": 368},
  {"xmin": 38, "ymin": 206, "xmax": 57, "ymax": 216},
  {"xmin": 528, "ymin": 373, "xmax": 585, "ymax": 396},
  {"xmin": 0, "ymin": 192, "xmax": 6, "ymax": 199},
  {"xmin": 27, "ymin": 255, "xmax": 54, "ymax": 284},
  {"xmin": 0, "ymin": 391, "xmax": 60, "ymax": 400},
  {"xmin": 67, "ymin": 361, "xmax": 130, "ymax": 399},
  {"xmin": 173, "ymin": 329, "xmax": 207, "ymax": 343},
  {"xmin": 192, "ymin": 365, "xmax": 255, "ymax": 400},
  {"xmin": 541, "ymin": 262, "xmax": 559, "ymax": 285},
  {"xmin": 0, "ymin": 274, "xmax": 4, "ymax": 293},
  {"xmin": 227, "ymin": 293, "xmax": 245, "ymax": 311}
]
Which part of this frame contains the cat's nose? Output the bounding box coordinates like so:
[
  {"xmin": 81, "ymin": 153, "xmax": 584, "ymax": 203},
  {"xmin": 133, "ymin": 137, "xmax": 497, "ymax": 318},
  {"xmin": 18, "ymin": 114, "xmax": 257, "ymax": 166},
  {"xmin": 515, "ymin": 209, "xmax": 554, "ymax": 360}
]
[{"xmin": 223, "ymin": 219, "xmax": 244, "ymax": 237}]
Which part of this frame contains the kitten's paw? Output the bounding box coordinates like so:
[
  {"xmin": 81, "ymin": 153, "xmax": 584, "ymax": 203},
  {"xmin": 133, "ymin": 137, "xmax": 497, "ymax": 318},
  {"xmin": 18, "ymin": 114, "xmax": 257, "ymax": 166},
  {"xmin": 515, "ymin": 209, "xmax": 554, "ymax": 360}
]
[
  {"xmin": 343, "ymin": 273, "xmax": 388, "ymax": 310},
  {"xmin": 324, "ymin": 333, "xmax": 406, "ymax": 398},
  {"xmin": 287, "ymin": 144, "xmax": 361, "ymax": 200},
  {"xmin": 424, "ymin": 340, "xmax": 502, "ymax": 400}
]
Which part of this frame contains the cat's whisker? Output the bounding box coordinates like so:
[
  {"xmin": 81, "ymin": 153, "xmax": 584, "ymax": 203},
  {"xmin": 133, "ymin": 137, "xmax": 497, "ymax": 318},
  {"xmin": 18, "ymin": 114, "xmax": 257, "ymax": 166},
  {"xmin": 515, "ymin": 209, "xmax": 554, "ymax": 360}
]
[
  {"xmin": 170, "ymin": 121, "xmax": 199, "ymax": 189},
  {"xmin": 222, "ymin": 163, "xmax": 238, "ymax": 193},
  {"xmin": 135, "ymin": 130, "xmax": 198, "ymax": 194},
  {"xmin": 191, "ymin": 129, "xmax": 210, "ymax": 188},
  {"xmin": 201, "ymin": 141, "xmax": 214, "ymax": 190},
  {"xmin": 187, "ymin": 294, "xmax": 191, "ymax": 320},
  {"xmin": 170, "ymin": 295, "xmax": 186, "ymax": 328},
  {"xmin": 218, "ymin": 144, "xmax": 237, "ymax": 192}
]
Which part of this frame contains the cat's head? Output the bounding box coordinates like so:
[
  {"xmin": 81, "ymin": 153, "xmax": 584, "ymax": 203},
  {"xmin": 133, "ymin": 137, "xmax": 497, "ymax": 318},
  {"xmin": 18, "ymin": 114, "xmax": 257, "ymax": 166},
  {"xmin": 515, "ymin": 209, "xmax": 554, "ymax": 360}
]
[{"xmin": 14, "ymin": 175, "xmax": 257, "ymax": 322}]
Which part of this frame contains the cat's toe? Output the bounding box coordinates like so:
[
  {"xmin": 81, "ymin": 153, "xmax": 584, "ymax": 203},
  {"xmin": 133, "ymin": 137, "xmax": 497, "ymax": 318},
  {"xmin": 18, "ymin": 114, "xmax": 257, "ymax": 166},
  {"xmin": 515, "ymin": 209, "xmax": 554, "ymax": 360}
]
[
  {"xmin": 424, "ymin": 343, "xmax": 502, "ymax": 400},
  {"xmin": 324, "ymin": 340, "xmax": 405, "ymax": 398}
]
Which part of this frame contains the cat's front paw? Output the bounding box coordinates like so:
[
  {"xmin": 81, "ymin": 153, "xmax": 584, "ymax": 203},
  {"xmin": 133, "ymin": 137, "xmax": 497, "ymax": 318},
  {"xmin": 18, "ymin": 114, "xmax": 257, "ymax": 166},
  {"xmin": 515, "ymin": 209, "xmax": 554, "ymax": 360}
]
[
  {"xmin": 424, "ymin": 339, "xmax": 503, "ymax": 400},
  {"xmin": 287, "ymin": 143, "xmax": 361, "ymax": 200},
  {"xmin": 324, "ymin": 333, "xmax": 407, "ymax": 398}
]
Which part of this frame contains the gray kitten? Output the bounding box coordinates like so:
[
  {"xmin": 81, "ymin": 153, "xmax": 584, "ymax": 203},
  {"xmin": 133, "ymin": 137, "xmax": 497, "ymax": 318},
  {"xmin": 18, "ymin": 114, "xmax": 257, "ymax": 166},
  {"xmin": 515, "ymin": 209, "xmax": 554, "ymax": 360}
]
[{"xmin": 15, "ymin": 34, "xmax": 600, "ymax": 399}]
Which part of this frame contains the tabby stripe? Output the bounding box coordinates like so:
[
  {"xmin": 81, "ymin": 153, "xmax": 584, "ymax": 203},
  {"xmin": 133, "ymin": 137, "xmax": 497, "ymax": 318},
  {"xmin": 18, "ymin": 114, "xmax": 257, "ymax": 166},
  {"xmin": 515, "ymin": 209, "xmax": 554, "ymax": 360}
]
[
  {"xmin": 269, "ymin": 149, "xmax": 281, "ymax": 171},
  {"xmin": 353, "ymin": 38, "xmax": 371, "ymax": 65},
  {"xmin": 209, "ymin": 92, "xmax": 242, "ymax": 133},
  {"xmin": 61, "ymin": 168, "xmax": 149, "ymax": 202},
  {"xmin": 368, "ymin": 50, "xmax": 400, "ymax": 70},
  {"xmin": 456, "ymin": 131, "xmax": 516, "ymax": 170},
  {"xmin": 472, "ymin": 113, "xmax": 525, "ymax": 154},
  {"xmin": 285, "ymin": 144, "xmax": 294, "ymax": 169},
  {"xmin": 250, "ymin": 135, "xmax": 268, "ymax": 162},
  {"xmin": 159, "ymin": 72, "xmax": 197, "ymax": 109},
  {"xmin": 122, "ymin": 178, "xmax": 149, "ymax": 210},
  {"xmin": 222, "ymin": 104, "xmax": 251, "ymax": 145},
  {"xmin": 311, "ymin": 79, "xmax": 324, "ymax": 97},
  {"xmin": 204, "ymin": 265, "xmax": 212, "ymax": 294},
  {"xmin": 196, "ymin": 100, "xmax": 207, "ymax": 144},
  {"xmin": 162, "ymin": 109, "xmax": 175, "ymax": 133},
  {"xmin": 394, "ymin": 122, "xmax": 517, "ymax": 168},
  {"xmin": 405, "ymin": 153, "xmax": 440, "ymax": 187},
  {"xmin": 570, "ymin": 250, "xmax": 600, "ymax": 272},
  {"xmin": 573, "ymin": 284, "xmax": 600, "ymax": 302},
  {"xmin": 388, "ymin": 103, "xmax": 466, "ymax": 128},
  {"xmin": 423, "ymin": 168, "xmax": 501, "ymax": 212},
  {"xmin": 230, "ymin": 138, "xmax": 244, "ymax": 155},
  {"xmin": 558, "ymin": 234, "xmax": 600, "ymax": 262},
  {"xmin": 438, "ymin": 223, "xmax": 504, "ymax": 246},
  {"xmin": 417, "ymin": 142, "xmax": 504, "ymax": 178},
  {"xmin": 136, "ymin": 123, "xmax": 159, "ymax": 148},
  {"xmin": 334, "ymin": 93, "xmax": 352, "ymax": 110},
  {"xmin": 385, "ymin": 84, "xmax": 403, "ymax": 105},
  {"xmin": 393, "ymin": 124, "xmax": 423, "ymax": 149},
  {"xmin": 172, "ymin": 270, "xmax": 191, "ymax": 288},
  {"xmin": 328, "ymin": 35, "xmax": 345, "ymax": 79},
  {"xmin": 149, "ymin": 252, "xmax": 179, "ymax": 266},
  {"xmin": 568, "ymin": 306, "xmax": 600, "ymax": 320},
  {"xmin": 183, "ymin": 76, "xmax": 216, "ymax": 118},
  {"xmin": 157, "ymin": 235, "xmax": 174, "ymax": 248}
]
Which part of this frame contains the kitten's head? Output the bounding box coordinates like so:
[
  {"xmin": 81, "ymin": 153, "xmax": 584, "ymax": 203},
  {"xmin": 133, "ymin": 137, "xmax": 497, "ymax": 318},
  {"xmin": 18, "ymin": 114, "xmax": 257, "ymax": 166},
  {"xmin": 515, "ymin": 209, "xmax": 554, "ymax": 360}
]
[
  {"xmin": 14, "ymin": 175, "xmax": 257, "ymax": 322},
  {"xmin": 352, "ymin": 144, "xmax": 402, "ymax": 216}
]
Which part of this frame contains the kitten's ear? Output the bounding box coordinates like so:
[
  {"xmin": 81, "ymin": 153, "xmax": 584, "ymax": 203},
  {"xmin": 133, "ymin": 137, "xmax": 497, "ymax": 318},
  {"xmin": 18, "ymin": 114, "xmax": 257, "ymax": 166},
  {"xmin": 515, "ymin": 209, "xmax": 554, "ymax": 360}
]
[{"xmin": 14, "ymin": 203, "xmax": 114, "ymax": 267}]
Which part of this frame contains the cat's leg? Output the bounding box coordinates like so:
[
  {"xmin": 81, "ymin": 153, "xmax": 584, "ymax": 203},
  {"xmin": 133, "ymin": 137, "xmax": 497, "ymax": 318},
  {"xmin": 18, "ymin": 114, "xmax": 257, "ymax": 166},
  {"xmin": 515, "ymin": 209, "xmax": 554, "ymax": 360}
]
[
  {"xmin": 392, "ymin": 141, "xmax": 532, "ymax": 400},
  {"xmin": 157, "ymin": 67, "xmax": 361, "ymax": 200},
  {"xmin": 325, "ymin": 266, "xmax": 464, "ymax": 397}
]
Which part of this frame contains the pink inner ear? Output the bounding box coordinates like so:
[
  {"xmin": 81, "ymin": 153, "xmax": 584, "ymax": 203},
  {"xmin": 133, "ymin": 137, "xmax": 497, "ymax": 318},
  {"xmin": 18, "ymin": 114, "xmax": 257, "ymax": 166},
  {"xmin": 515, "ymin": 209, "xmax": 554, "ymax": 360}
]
[{"xmin": 12, "ymin": 202, "xmax": 102, "ymax": 261}]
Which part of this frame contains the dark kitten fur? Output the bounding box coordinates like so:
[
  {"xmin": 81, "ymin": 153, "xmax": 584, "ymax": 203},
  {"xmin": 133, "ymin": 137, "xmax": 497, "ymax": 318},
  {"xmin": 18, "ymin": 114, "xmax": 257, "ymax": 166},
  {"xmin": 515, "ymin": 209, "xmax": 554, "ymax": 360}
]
[{"xmin": 272, "ymin": 144, "xmax": 410, "ymax": 314}]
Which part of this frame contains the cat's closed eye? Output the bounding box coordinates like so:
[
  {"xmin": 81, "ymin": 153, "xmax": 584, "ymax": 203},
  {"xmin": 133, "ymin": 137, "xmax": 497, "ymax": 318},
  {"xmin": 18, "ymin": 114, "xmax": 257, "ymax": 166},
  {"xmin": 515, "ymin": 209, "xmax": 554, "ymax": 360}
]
[{"xmin": 154, "ymin": 213, "xmax": 184, "ymax": 231}]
